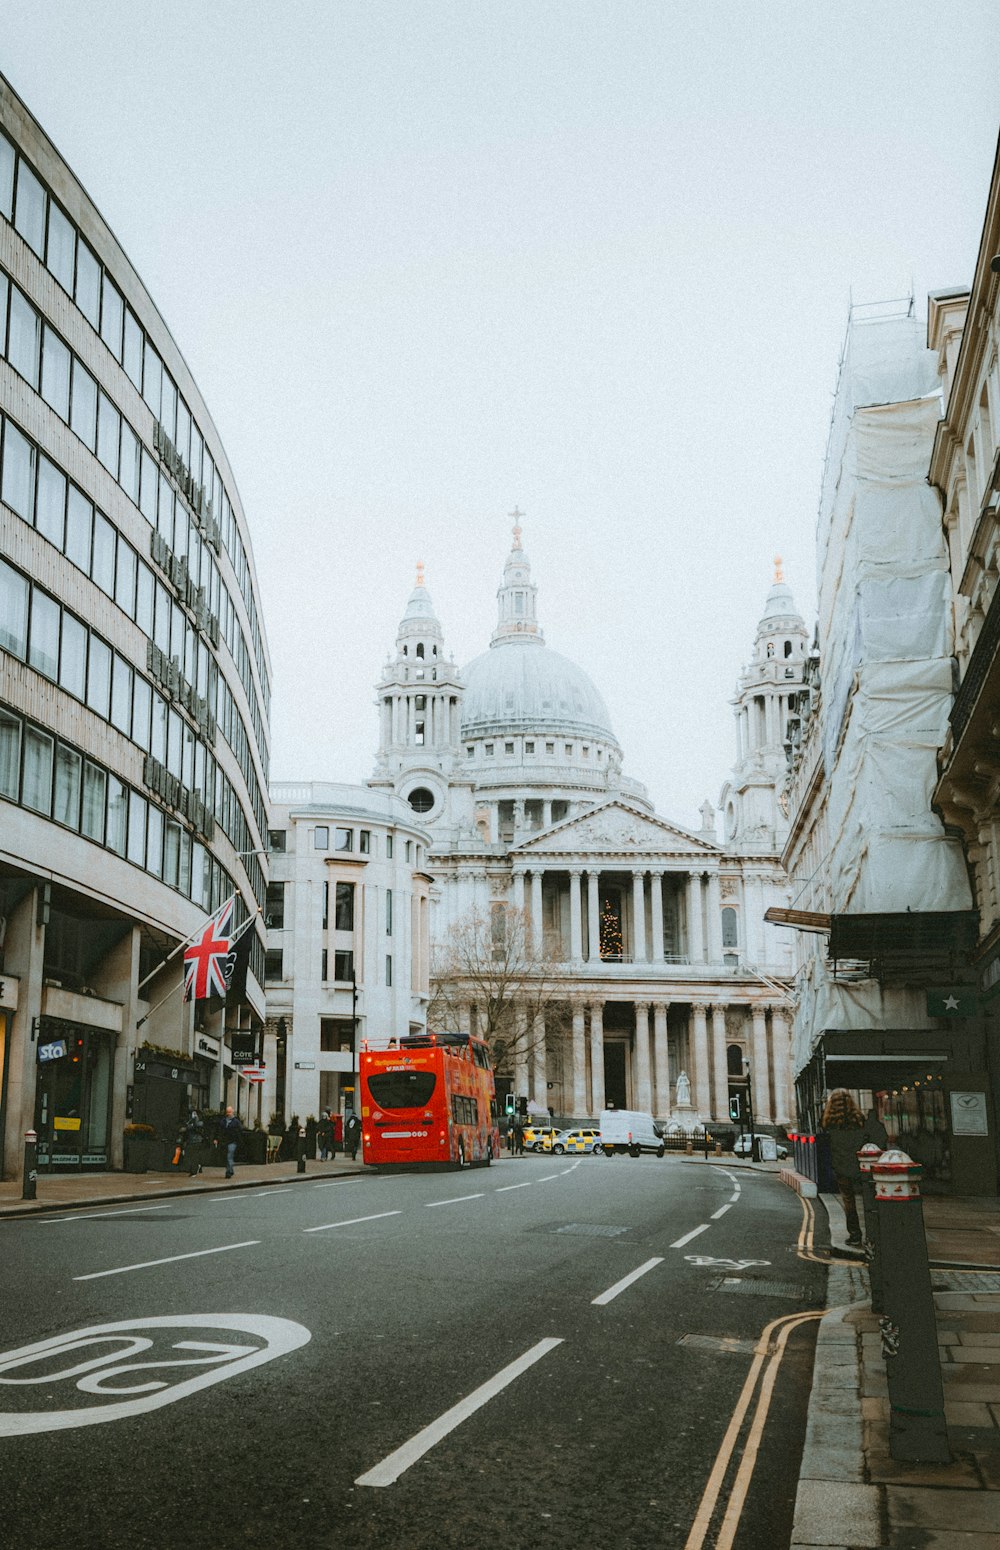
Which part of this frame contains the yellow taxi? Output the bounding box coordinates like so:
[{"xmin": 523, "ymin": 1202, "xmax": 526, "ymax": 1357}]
[{"xmin": 542, "ymin": 1127, "xmax": 603, "ymax": 1155}]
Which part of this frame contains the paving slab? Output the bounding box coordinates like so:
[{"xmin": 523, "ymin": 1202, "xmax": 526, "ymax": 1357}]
[
  {"xmin": 885, "ymin": 1485, "xmax": 1000, "ymax": 1532},
  {"xmin": 791, "ymin": 1480, "xmax": 884, "ymax": 1547}
]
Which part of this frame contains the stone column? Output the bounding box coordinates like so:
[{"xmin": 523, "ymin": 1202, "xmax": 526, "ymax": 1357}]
[
  {"xmin": 530, "ymin": 869, "xmax": 543, "ymax": 952},
  {"xmin": 632, "ymin": 871, "xmax": 647, "ymax": 962},
  {"xmin": 569, "ymin": 869, "xmax": 583, "ymax": 962},
  {"xmin": 532, "ymin": 1014, "xmax": 547, "ymax": 1110},
  {"xmin": 571, "ymin": 1000, "xmax": 587, "ymax": 1117},
  {"xmin": 587, "ymin": 870, "xmax": 600, "ymax": 961},
  {"xmin": 770, "ymin": 1006, "xmax": 792, "ymax": 1124},
  {"xmin": 634, "ymin": 1001, "xmax": 652, "ymax": 1111},
  {"xmin": 706, "ymin": 872, "xmax": 723, "ymax": 964},
  {"xmin": 589, "ymin": 1000, "xmax": 605, "ymax": 1112},
  {"xmin": 513, "ymin": 1004, "xmax": 528, "ymax": 1103},
  {"xmin": 687, "ymin": 873, "xmax": 704, "ymax": 964},
  {"xmin": 653, "ymin": 1002, "xmax": 670, "ymax": 1120},
  {"xmin": 690, "ymin": 1002, "xmax": 710, "ymax": 1116},
  {"xmin": 751, "ymin": 1004, "xmax": 772, "ymax": 1123},
  {"xmin": 710, "ymin": 1003, "xmax": 728, "ymax": 1121},
  {"xmin": 649, "ymin": 871, "xmax": 664, "ymax": 963},
  {"xmin": 542, "ymin": 799, "xmax": 552, "ymax": 829}
]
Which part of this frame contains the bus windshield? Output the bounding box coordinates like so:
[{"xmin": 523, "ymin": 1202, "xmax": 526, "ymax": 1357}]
[{"xmin": 367, "ymin": 1071, "xmax": 437, "ymax": 1110}]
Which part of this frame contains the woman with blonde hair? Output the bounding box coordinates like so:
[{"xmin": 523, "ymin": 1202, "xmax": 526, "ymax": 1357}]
[{"xmin": 820, "ymin": 1088, "xmax": 867, "ymax": 1245}]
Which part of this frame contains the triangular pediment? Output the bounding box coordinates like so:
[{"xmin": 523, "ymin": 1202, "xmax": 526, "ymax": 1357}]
[{"xmin": 514, "ymin": 799, "xmax": 719, "ymax": 857}]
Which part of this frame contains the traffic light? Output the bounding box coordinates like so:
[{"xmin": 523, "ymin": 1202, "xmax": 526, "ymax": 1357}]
[
  {"xmin": 504, "ymin": 1093, "xmax": 515, "ymax": 1116},
  {"xmin": 729, "ymin": 1095, "xmax": 741, "ymax": 1122}
]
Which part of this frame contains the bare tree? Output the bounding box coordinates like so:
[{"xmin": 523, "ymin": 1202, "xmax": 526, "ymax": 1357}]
[{"xmin": 428, "ymin": 904, "xmax": 570, "ymax": 1076}]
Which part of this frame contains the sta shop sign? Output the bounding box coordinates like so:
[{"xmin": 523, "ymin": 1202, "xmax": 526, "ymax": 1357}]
[{"xmin": 38, "ymin": 1039, "xmax": 67, "ymax": 1063}]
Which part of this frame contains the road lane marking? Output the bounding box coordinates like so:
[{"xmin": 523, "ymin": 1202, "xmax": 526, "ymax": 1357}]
[
  {"xmin": 495, "ymin": 1182, "xmax": 532, "ymax": 1193},
  {"xmin": 355, "ymin": 1337, "xmax": 564, "ymax": 1487},
  {"xmin": 73, "ymin": 1241, "xmax": 260, "ymax": 1280},
  {"xmin": 253, "ymin": 1189, "xmax": 292, "ymax": 1196},
  {"xmin": 38, "ymin": 1205, "xmax": 174, "ymax": 1224},
  {"xmin": 536, "ymin": 1173, "xmax": 563, "ymax": 1182},
  {"xmin": 711, "ymin": 1204, "xmax": 732, "ymax": 1220},
  {"xmin": 683, "ymin": 1309, "xmax": 821, "ymax": 1550},
  {"xmin": 670, "ymin": 1223, "xmax": 710, "ymax": 1248},
  {"xmin": 312, "ymin": 1181, "xmax": 363, "ymax": 1188},
  {"xmin": 729, "ymin": 1192, "xmax": 740, "ymax": 1203},
  {"xmin": 425, "ymin": 1194, "xmax": 484, "ymax": 1208},
  {"xmin": 303, "ymin": 1211, "xmax": 401, "ymax": 1234},
  {"xmin": 591, "ymin": 1257, "xmax": 664, "ymax": 1306}
]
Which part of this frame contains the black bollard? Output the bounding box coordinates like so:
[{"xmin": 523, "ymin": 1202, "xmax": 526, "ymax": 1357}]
[
  {"xmin": 874, "ymin": 1148, "xmax": 949, "ymax": 1463},
  {"xmin": 857, "ymin": 1141, "xmax": 884, "ymax": 1313},
  {"xmin": 22, "ymin": 1129, "xmax": 37, "ymax": 1200},
  {"xmin": 297, "ymin": 1127, "xmax": 306, "ymax": 1174}
]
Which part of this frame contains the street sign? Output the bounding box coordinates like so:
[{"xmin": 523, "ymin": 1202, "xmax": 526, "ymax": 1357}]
[{"xmin": 242, "ymin": 1066, "xmax": 266, "ymax": 1084}]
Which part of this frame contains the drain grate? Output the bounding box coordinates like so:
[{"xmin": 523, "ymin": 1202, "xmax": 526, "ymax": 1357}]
[
  {"xmin": 678, "ymin": 1333, "xmax": 756, "ymax": 1356},
  {"xmin": 716, "ymin": 1277, "xmax": 805, "ymax": 1300},
  {"xmin": 932, "ymin": 1271, "xmax": 1000, "ymax": 1292},
  {"xmin": 555, "ymin": 1223, "xmax": 629, "ymax": 1238}
]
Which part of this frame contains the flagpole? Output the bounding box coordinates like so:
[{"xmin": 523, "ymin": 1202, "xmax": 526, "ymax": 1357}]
[
  {"xmin": 136, "ymin": 975, "xmax": 185, "ymax": 1030},
  {"xmin": 135, "ymin": 905, "xmax": 260, "ymax": 1034},
  {"xmin": 136, "ymin": 894, "xmax": 237, "ymax": 993}
]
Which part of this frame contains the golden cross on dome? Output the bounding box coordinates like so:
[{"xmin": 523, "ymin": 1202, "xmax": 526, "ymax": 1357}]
[
  {"xmin": 509, "ymin": 507, "xmax": 525, "ymax": 546},
  {"xmin": 415, "ymin": 560, "xmax": 425, "ymax": 588},
  {"xmin": 773, "ymin": 554, "xmax": 784, "ymax": 584}
]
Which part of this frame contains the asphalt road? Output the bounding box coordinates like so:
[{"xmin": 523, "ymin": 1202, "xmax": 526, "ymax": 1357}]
[{"xmin": 0, "ymin": 1154, "xmax": 826, "ymax": 1550}]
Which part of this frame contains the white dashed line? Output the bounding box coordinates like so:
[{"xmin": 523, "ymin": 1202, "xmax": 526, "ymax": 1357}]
[
  {"xmin": 38, "ymin": 1205, "xmax": 174, "ymax": 1224},
  {"xmin": 304, "ymin": 1211, "xmax": 402, "ymax": 1234},
  {"xmin": 425, "ymin": 1194, "xmax": 485, "ymax": 1208},
  {"xmin": 592, "ymin": 1258, "xmax": 664, "ymax": 1306},
  {"xmin": 711, "ymin": 1204, "xmax": 732, "ymax": 1220},
  {"xmin": 73, "ymin": 1240, "xmax": 260, "ymax": 1280},
  {"xmin": 670, "ymin": 1223, "xmax": 710, "ymax": 1248},
  {"xmin": 495, "ymin": 1183, "xmax": 532, "ymax": 1193}
]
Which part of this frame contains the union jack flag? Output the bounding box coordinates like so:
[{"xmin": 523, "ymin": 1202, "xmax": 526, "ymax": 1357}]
[{"xmin": 183, "ymin": 896, "xmax": 236, "ymax": 1002}]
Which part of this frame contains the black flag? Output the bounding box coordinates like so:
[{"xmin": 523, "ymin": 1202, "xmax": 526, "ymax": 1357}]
[{"xmin": 222, "ymin": 921, "xmax": 256, "ymax": 1007}]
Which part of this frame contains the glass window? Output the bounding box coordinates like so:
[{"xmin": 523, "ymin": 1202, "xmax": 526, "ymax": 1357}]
[
  {"xmin": 22, "ymin": 725, "xmax": 53, "ymax": 813},
  {"xmin": 123, "ymin": 308, "xmax": 143, "ymax": 388},
  {"xmin": 106, "ymin": 775, "xmax": 127, "ymax": 855},
  {"xmin": 35, "ymin": 455, "xmax": 66, "ymax": 548},
  {"xmin": 0, "ymin": 133, "xmax": 13, "ymax": 220},
  {"xmin": 175, "ymin": 398, "xmax": 191, "ymax": 463},
  {"xmin": 70, "ymin": 360, "xmax": 98, "ymax": 449},
  {"xmin": 0, "ymin": 557, "xmax": 28, "ymax": 658},
  {"xmin": 28, "ymin": 589, "xmax": 60, "ymax": 680},
  {"xmin": 127, "ymin": 792, "xmax": 146, "ymax": 865},
  {"xmin": 115, "ymin": 539, "xmax": 137, "ymax": 615},
  {"xmin": 163, "ymin": 818, "xmax": 180, "ymax": 886},
  {"xmin": 8, "ymin": 286, "xmax": 40, "ymax": 388},
  {"xmin": 335, "ymin": 882, "xmax": 354, "ymax": 931},
  {"xmin": 264, "ymin": 949, "xmax": 284, "ymax": 981},
  {"xmin": 266, "ymin": 882, "xmax": 285, "ymax": 929},
  {"xmin": 335, "ymin": 827, "xmax": 353, "ymax": 851},
  {"xmin": 136, "ymin": 563, "xmax": 154, "ymax": 637},
  {"xmin": 166, "ymin": 709, "xmax": 181, "ymax": 777},
  {"xmin": 366, "ymin": 1070, "xmax": 436, "ymax": 1110},
  {"xmin": 146, "ymin": 803, "xmax": 163, "ymax": 877},
  {"xmin": 110, "ymin": 654, "xmax": 132, "ymax": 734},
  {"xmin": 0, "ymin": 272, "xmax": 7, "ymax": 353},
  {"xmin": 81, "ymin": 759, "xmax": 106, "ymax": 841},
  {"xmin": 14, "ymin": 160, "xmax": 46, "ymax": 257},
  {"xmin": 96, "ymin": 392, "xmax": 120, "ymax": 475},
  {"xmin": 314, "ymin": 825, "xmax": 329, "ymax": 850},
  {"xmin": 86, "ymin": 635, "xmax": 111, "ymax": 718},
  {"xmin": 142, "ymin": 340, "xmax": 162, "ymax": 419},
  {"xmin": 65, "ymin": 485, "xmax": 93, "ymax": 572},
  {"xmin": 92, "ymin": 510, "xmax": 116, "ymax": 595},
  {"xmin": 46, "ymin": 203, "xmax": 76, "ymax": 293},
  {"xmin": 119, "ymin": 421, "xmax": 140, "ymax": 504},
  {"xmin": 268, "ymin": 829, "xmax": 286, "ymax": 853},
  {"xmin": 132, "ymin": 674, "xmax": 151, "ymax": 750},
  {"xmin": 59, "ymin": 612, "xmax": 87, "ymax": 700},
  {"xmin": 139, "ymin": 448, "xmax": 157, "ymax": 522},
  {"xmin": 721, "ymin": 907, "xmax": 739, "ymax": 949},
  {"xmin": 1, "ymin": 420, "xmax": 35, "ymax": 520},
  {"xmin": 160, "ymin": 373, "xmax": 177, "ymax": 440},
  {"xmin": 53, "ymin": 743, "xmax": 82, "ymax": 829},
  {"xmin": 150, "ymin": 692, "xmax": 167, "ymax": 762},
  {"xmin": 386, "ymin": 888, "xmax": 392, "ymax": 935},
  {"xmin": 40, "ymin": 326, "xmax": 71, "ymax": 420},
  {"xmin": 157, "ymin": 474, "xmax": 173, "ymax": 539},
  {"xmin": 0, "ymin": 708, "xmax": 21, "ymax": 799},
  {"xmin": 385, "ymin": 955, "xmax": 392, "ymax": 986},
  {"xmin": 334, "ymin": 949, "xmax": 354, "ymax": 982},
  {"xmin": 100, "ymin": 277, "xmax": 124, "ymax": 359},
  {"xmin": 386, "ymin": 835, "xmax": 393, "ymax": 859},
  {"xmin": 75, "ymin": 241, "xmax": 101, "ymax": 328},
  {"xmin": 360, "ymin": 829, "xmax": 370, "ymax": 854}
]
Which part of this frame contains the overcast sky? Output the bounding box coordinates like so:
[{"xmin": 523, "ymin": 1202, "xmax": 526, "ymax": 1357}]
[{"xmin": 4, "ymin": 3, "xmax": 999, "ymax": 828}]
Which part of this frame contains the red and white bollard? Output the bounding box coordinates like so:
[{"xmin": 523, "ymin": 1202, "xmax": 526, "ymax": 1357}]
[
  {"xmin": 22, "ymin": 1129, "xmax": 37, "ymax": 1201},
  {"xmin": 857, "ymin": 1141, "xmax": 884, "ymax": 1312},
  {"xmin": 873, "ymin": 1148, "xmax": 949, "ymax": 1464}
]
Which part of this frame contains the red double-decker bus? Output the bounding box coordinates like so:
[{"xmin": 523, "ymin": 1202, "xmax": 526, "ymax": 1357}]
[{"xmin": 359, "ymin": 1031, "xmax": 501, "ymax": 1169}]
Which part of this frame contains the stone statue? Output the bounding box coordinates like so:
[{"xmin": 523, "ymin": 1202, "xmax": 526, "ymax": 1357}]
[{"xmin": 675, "ymin": 1070, "xmax": 692, "ymax": 1107}]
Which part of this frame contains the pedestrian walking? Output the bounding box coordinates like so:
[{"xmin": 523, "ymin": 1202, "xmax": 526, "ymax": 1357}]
[
  {"xmin": 820, "ymin": 1088, "xmax": 866, "ymax": 1245},
  {"xmin": 345, "ymin": 1111, "xmax": 361, "ymax": 1161},
  {"xmin": 317, "ymin": 1111, "xmax": 335, "ymax": 1161},
  {"xmin": 220, "ymin": 1104, "xmax": 242, "ymax": 1179},
  {"xmin": 183, "ymin": 1107, "xmax": 205, "ymax": 1176}
]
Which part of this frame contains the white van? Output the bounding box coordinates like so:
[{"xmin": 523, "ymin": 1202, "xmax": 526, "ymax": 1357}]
[{"xmin": 599, "ymin": 1109, "xmax": 665, "ymax": 1157}]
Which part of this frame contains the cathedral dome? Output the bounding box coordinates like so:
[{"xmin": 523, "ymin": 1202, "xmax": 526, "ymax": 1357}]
[{"xmin": 460, "ymin": 637, "xmax": 617, "ymax": 743}]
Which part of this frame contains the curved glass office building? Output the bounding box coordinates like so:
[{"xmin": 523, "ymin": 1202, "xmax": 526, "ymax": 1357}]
[{"xmin": 0, "ymin": 77, "xmax": 271, "ymax": 1176}]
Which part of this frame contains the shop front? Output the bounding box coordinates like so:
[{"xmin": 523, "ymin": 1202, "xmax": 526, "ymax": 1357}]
[{"xmin": 34, "ymin": 1017, "xmax": 114, "ymax": 1171}]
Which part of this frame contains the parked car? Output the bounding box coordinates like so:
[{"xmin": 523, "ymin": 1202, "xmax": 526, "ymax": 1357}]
[
  {"xmin": 543, "ymin": 1127, "xmax": 603, "ymax": 1155},
  {"xmin": 522, "ymin": 1124, "xmax": 557, "ymax": 1152},
  {"xmin": 732, "ymin": 1133, "xmax": 788, "ymax": 1160}
]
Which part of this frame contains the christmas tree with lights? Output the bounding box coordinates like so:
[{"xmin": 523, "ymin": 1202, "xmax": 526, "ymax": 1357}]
[{"xmin": 600, "ymin": 898, "xmax": 623, "ymax": 961}]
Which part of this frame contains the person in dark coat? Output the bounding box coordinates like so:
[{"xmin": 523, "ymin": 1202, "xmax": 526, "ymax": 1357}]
[
  {"xmin": 821, "ymin": 1089, "xmax": 866, "ymax": 1245},
  {"xmin": 345, "ymin": 1111, "xmax": 361, "ymax": 1161},
  {"xmin": 281, "ymin": 1116, "xmax": 300, "ymax": 1162},
  {"xmin": 219, "ymin": 1105, "xmax": 242, "ymax": 1179},
  {"xmin": 183, "ymin": 1108, "xmax": 205, "ymax": 1176},
  {"xmin": 317, "ymin": 1112, "xmax": 335, "ymax": 1161}
]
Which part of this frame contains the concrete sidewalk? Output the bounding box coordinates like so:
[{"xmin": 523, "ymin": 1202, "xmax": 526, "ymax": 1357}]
[{"xmin": 791, "ymin": 1191, "xmax": 1000, "ymax": 1549}]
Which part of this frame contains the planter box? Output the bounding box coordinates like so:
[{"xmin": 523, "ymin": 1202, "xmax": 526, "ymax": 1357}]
[{"xmin": 123, "ymin": 1136, "xmax": 153, "ymax": 1173}]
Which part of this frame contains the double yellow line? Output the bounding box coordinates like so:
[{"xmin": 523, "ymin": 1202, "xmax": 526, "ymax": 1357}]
[
  {"xmin": 684, "ymin": 1308, "xmax": 822, "ymax": 1550},
  {"xmin": 796, "ymin": 1191, "xmax": 828, "ymax": 1264}
]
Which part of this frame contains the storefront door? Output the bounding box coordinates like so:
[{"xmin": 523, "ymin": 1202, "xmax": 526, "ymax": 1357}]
[{"xmin": 35, "ymin": 1023, "xmax": 113, "ymax": 1170}]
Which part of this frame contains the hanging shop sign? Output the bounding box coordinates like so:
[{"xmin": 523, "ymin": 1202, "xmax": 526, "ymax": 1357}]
[{"xmin": 38, "ymin": 1040, "xmax": 67, "ymax": 1063}]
